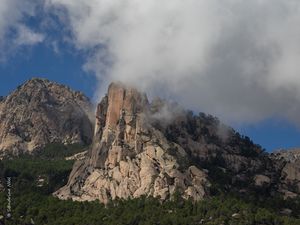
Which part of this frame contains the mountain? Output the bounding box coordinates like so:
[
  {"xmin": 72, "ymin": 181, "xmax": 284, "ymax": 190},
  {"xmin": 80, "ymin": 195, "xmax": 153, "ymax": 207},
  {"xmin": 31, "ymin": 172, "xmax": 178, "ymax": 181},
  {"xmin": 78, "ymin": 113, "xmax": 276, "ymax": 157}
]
[
  {"xmin": 0, "ymin": 78, "xmax": 93, "ymax": 157},
  {"xmin": 55, "ymin": 82, "xmax": 210, "ymax": 203},
  {"xmin": 54, "ymin": 82, "xmax": 300, "ymax": 203}
]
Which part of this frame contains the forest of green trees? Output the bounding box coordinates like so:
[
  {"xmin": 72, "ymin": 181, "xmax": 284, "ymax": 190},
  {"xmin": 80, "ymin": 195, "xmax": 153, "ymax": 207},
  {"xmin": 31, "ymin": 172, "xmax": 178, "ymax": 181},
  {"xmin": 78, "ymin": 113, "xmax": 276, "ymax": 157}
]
[{"xmin": 0, "ymin": 143, "xmax": 299, "ymax": 225}]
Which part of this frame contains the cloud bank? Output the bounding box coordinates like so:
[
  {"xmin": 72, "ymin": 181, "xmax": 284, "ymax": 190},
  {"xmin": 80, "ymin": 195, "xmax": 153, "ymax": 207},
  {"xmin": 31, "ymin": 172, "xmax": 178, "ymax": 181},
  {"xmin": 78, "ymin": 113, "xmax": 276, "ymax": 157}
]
[{"xmin": 7, "ymin": 1, "xmax": 300, "ymax": 125}]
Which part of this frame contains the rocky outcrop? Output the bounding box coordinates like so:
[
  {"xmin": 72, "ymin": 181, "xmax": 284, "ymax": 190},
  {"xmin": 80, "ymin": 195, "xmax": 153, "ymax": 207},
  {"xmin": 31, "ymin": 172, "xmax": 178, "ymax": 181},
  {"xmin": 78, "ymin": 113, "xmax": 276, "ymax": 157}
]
[
  {"xmin": 272, "ymin": 149, "xmax": 300, "ymax": 198},
  {"xmin": 55, "ymin": 82, "xmax": 300, "ymax": 203},
  {"xmin": 65, "ymin": 151, "xmax": 88, "ymax": 161},
  {"xmin": 55, "ymin": 82, "xmax": 210, "ymax": 203},
  {"xmin": 254, "ymin": 174, "xmax": 271, "ymax": 187},
  {"xmin": 273, "ymin": 148, "xmax": 300, "ymax": 163},
  {"xmin": 0, "ymin": 78, "xmax": 93, "ymax": 156}
]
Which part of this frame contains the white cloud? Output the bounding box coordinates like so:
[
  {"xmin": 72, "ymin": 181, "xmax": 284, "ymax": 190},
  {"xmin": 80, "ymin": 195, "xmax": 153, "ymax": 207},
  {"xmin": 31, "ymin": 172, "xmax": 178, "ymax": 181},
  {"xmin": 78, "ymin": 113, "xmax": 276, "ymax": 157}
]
[
  {"xmin": 14, "ymin": 25, "xmax": 44, "ymax": 46},
  {"xmin": 25, "ymin": 1, "xmax": 300, "ymax": 125},
  {"xmin": 0, "ymin": 0, "xmax": 44, "ymax": 59}
]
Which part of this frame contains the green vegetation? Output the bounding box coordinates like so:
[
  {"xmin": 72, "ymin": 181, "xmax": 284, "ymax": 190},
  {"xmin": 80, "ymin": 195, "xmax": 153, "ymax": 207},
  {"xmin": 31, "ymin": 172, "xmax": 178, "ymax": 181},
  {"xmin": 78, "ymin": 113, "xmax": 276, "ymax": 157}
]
[
  {"xmin": 34, "ymin": 142, "xmax": 87, "ymax": 159},
  {"xmin": 0, "ymin": 143, "xmax": 84, "ymax": 195},
  {"xmin": 0, "ymin": 191, "xmax": 299, "ymax": 225},
  {"xmin": 0, "ymin": 143, "xmax": 299, "ymax": 225}
]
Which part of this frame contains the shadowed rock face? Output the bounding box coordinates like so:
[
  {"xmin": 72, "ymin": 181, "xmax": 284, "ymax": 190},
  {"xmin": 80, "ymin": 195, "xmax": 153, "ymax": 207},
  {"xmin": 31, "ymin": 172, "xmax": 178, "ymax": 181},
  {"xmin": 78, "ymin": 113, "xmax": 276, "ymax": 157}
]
[
  {"xmin": 0, "ymin": 78, "xmax": 93, "ymax": 156},
  {"xmin": 55, "ymin": 82, "xmax": 300, "ymax": 203}
]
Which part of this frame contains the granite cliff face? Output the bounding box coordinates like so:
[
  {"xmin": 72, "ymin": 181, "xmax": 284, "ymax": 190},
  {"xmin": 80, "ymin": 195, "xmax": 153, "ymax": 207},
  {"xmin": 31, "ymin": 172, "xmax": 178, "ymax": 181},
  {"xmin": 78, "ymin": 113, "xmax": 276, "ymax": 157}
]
[
  {"xmin": 55, "ymin": 82, "xmax": 300, "ymax": 203},
  {"xmin": 55, "ymin": 83, "xmax": 210, "ymax": 203},
  {"xmin": 0, "ymin": 78, "xmax": 93, "ymax": 156}
]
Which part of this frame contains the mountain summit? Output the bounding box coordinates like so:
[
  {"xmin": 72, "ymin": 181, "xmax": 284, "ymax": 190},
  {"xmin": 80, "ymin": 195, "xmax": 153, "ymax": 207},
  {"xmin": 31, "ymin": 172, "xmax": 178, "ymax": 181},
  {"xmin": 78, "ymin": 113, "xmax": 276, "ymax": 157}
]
[
  {"xmin": 55, "ymin": 82, "xmax": 210, "ymax": 203},
  {"xmin": 0, "ymin": 78, "xmax": 93, "ymax": 156},
  {"xmin": 55, "ymin": 82, "xmax": 300, "ymax": 203}
]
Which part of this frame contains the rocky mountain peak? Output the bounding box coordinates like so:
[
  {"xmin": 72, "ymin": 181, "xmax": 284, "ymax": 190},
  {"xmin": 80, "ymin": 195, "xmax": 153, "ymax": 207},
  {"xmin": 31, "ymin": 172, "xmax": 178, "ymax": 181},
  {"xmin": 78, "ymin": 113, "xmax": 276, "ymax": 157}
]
[
  {"xmin": 55, "ymin": 82, "xmax": 210, "ymax": 203},
  {"xmin": 53, "ymin": 82, "xmax": 300, "ymax": 203},
  {"xmin": 90, "ymin": 82, "xmax": 150, "ymax": 169},
  {"xmin": 0, "ymin": 78, "xmax": 94, "ymax": 156},
  {"xmin": 101, "ymin": 82, "xmax": 148, "ymax": 133}
]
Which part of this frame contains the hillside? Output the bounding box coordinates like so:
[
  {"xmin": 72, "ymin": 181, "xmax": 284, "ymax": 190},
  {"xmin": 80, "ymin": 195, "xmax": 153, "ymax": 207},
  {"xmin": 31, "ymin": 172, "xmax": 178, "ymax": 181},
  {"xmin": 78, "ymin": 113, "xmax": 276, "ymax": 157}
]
[{"xmin": 0, "ymin": 143, "xmax": 300, "ymax": 225}]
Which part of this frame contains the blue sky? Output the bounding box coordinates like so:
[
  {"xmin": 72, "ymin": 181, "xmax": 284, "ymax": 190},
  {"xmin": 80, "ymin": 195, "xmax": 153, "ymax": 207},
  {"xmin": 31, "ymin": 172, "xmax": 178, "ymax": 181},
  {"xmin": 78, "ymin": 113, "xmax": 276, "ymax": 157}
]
[
  {"xmin": 0, "ymin": 44, "xmax": 96, "ymax": 99},
  {"xmin": 1, "ymin": 1, "xmax": 300, "ymax": 152}
]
